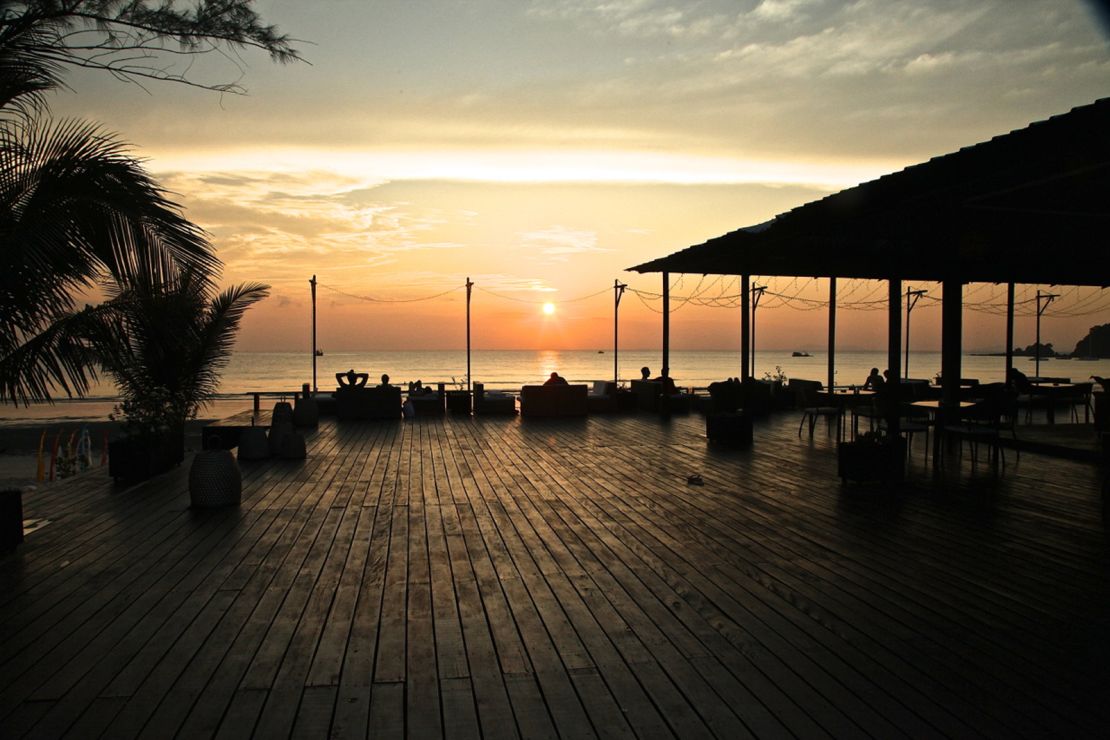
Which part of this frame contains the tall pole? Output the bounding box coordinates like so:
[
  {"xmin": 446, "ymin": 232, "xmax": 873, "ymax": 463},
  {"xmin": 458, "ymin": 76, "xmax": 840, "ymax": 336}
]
[
  {"xmin": 903, "ymin": 287, "xmax": 926, "ymax": 379},
  {"xmin": 662, "ymin": 272, "xmax": 670, "ymax": 379},
  {"xmin": 310, "ymin": 274, "xmax": 318, "ymax": 394},
  {"xmin": 827, "ymin": 277, "xmax": 837, "ymax": 391},
  {"xmin": 614, "ymin": 279, "xmax": 626, "ymax": 386},
  {"xmin": 466, "ymin": 277, "xmax": 473, "ymax": 393},
  {"xmin": 1035, "ymin": 289, "xmax": 1058, "ymax": 379},
  {"xmin": 887, "ymin": 278, "xmax": 902, "ymax": 445},
  {"xmin": 1005, "ymin": 282, "xmax": 1015, "ymax": 387},
  {"xmin": 751, "ymin": 284, "xmax": 766, "ymax": 379},
  {"xmin": 741, "ymin": 275, "xmax": 750, "ymax": 380}
]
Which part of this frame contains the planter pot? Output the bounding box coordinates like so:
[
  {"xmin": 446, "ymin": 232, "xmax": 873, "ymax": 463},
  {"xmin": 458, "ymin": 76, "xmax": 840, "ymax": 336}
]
[
  {"xmin": 189, "ymin": 449, "xmax": 241, "ymax": 507},
  {"xmin": 268, "ymin": 421, "xmax": 295, "ymax": 456},
  {"xmin": 837, "ymin": 438, "xmax": 906, "ymax": 483},
  {"xmin": 108, "ymin": 428, "xmax": 185, "ymax": 485},
  {"xmin": 272, "ymin": 401, "xmax": 294, "ymax": 426}
]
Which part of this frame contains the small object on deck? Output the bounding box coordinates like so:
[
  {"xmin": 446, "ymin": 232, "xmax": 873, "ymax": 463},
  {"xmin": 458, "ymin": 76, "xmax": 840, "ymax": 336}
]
[
  {"xmin": 189, "ymin": 447, "xmax": 242, "ymax": 508},
  {"xmin": 272, "ymin": 401, "xmax": 294, "ymax": 426},
  {"xmin": 686, "ymin": 474, "xmax": 704, "ymax": 486},
  {"xmin": 268, "ymin": 421, "xmax": 295, "ymax": 456}
]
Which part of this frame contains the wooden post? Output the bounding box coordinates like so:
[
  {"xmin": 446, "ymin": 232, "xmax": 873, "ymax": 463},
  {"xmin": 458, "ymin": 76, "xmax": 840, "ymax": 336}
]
[
  {"xmin": 662, "ymin": 272, "xmax": 670, "ymax": 379},
  {"xmin": 939, "ymin": 279, "xmax": 963, "ymax": 461},
  {"xmin": 887, "ymin": 278, "xmax": 902, "ymax": 440},
  {"xmin": 751, "ymin": 284, "xmax": 766, "ymax": 379},
  {"xmin": 827, "ymin": 277, "xmax": 837, "ymax": 391},
  {"xmin": 741, "ymin": 275, "xmax": 750, "ymax": 381},
  {"xmin": 310, "ymin": 274, "xmax": 317, "ymax": 393},
  {"xmin": 466, "ymin": 277, "xmax": 473, "ymax": 394},
  {"xmin": 1005, "ymin": 282, "xmax": 1015, "ymax": 387},
  {"xmin": 614, "ymin": 280, "xmax": 626, "ymax": 386}
]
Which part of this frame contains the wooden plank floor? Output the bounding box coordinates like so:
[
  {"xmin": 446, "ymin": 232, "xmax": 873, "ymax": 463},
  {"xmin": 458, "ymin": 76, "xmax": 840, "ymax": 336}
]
[{"xmin": 2, "ymin": 411, "xmax": 1108, "ymax": 739}]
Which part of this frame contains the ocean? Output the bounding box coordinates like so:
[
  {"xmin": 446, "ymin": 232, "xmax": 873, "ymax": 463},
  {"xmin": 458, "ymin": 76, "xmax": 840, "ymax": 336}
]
[{"xmin": 3, "ymin": 349, "xmax": 1107, "ymax": 426}]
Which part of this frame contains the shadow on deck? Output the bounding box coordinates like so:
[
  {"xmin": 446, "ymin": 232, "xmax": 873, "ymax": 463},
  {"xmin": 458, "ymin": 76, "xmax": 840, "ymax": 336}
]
[{"xmin": 2, "ymin": 411, "xmax": 1108, "ymax": 738}]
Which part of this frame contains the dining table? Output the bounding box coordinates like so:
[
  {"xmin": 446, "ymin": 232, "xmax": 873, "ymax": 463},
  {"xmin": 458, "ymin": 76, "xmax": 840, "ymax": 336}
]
[
  {"xmin": 1028, "ymin": 382, "xmax": 1081, "ymax": 424},
  {"xmin": 819, "ymin": 388, "xmax": 877, "ymax": 440},
  {"xmin": 910, "ymin": 399, "xmax": 978, "ymax": 461}
]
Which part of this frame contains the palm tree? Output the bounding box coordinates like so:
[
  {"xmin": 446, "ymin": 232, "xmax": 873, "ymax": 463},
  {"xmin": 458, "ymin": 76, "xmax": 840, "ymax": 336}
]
[
  {"xmin": 81, "ymin": 270, "xmax": 270, "ymax": 435},
  {"xmin": 0, "ymin": 117, "xmax": 217, "ymax": 404}
]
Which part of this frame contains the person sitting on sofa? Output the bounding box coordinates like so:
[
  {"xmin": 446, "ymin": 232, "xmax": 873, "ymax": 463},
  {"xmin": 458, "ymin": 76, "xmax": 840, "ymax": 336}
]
[
  {"xmin": 336, "ymin": 369, "xmax": 368, "ymax": 388},
  {"xmin": 654, "ymin": 373, "xmax": 677, "ymax": 395},
  {"xmin": 640, "ymin": 366, "xmax": 651, "ymax": 381},
  {"xmin": 408, "ymin": 379, "xmax": 434, "ymax": 396},
  {"xmin": 544, "ymin": 372, "xmax": 569, "ymax": 386},
  {"xmin": 380, "ymin": 373, "xmax": 393, "ymax": 388}
]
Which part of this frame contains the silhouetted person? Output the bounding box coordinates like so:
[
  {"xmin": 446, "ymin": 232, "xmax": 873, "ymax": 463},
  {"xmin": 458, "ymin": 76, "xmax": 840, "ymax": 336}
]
[
  {"xmin": 380, "ymin": 373, "xmax": 392, "ymax": 388},
  {"xmin": 655, "ymin": 373, "xmax": 677, "ymax": 395},
  {"xmin": 544, "ymin": 372, "xmax": 568, "ymax": 386},
  {"xmin": 1009, "ymin": 367, "xmax": 1032, "ymax": 393},
  {"xmin": 864, "ymin": 367, "xmax": 884, "ymax": 391},
  {"xmin": 337, "ymin": 369, "xmax": 368, "ymax": 388},
  {"xmin": 640, "ymin": 366, "xmax": 651, "ymax": 380}
]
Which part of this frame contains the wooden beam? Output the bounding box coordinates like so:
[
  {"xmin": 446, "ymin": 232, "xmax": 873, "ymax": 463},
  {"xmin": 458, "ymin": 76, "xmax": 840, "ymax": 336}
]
[
  {"xmin": 741, "ymin": 275, "xmax": 750, "ymax": 381},
  {"xmin": 662, "ymin": 271, "xmax": 670, "ymax": 379},
  {"xmin": 1005, "ymin": 282, "xmax": 1015, "ymax": 387},
  {"xmin": 827, "ymin": 277, "xmax": 837, "ymax": 391},
  {"xmin": 887, "ymin": 278, "xmax": 902, "ymax": 442}
]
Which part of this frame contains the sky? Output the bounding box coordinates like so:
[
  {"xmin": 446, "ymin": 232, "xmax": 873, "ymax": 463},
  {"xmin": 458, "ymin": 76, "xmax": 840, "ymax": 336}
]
[{"xmin": 52, "ymin": 0, "xmax": 1110, "ymax": 354}]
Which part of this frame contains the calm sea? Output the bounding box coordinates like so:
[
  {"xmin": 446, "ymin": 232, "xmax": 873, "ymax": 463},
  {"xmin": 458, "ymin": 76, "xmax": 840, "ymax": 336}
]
[{"xmin": 3, "ymin": 349, "xmax": 1108, "ymax": 425}]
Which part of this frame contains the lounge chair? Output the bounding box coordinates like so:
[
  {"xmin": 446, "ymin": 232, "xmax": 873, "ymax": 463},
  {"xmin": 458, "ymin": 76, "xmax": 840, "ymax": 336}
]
[
  {"xmin": 334, "ymin": 385, "xmax": 402, "ymax": 420},
  {"xmin": 519, "ymin": 384, "xmax": 588, "ymax": 418}
]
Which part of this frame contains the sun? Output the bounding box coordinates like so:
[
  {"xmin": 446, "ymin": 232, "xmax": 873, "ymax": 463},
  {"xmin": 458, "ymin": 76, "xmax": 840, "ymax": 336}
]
[{"xmin": 542, "ymin": 302, "xmax": 556, "ymax": 316}]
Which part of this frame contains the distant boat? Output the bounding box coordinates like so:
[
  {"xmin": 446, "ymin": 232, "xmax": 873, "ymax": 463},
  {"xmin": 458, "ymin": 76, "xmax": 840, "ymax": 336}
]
[
  {"xmin": 314, "ymin": 349, "xmax": 324, "ymax": 356},
  {"xmin": 792, "ymin": 351, "xmax": 811, "ymax": 357},
  {"xmin": 597, "ymin": 350, "xmax": 604, "ymax": 354}
]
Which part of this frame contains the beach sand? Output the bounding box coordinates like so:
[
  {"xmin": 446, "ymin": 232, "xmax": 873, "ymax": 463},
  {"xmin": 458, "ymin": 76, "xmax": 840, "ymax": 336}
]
[{"xmin": 0, "ymin": 418, "xmax": 220, "ymax": 489}]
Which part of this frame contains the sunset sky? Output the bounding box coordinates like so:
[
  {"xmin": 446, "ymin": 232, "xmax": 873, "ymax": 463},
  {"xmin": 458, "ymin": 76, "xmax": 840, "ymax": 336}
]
[{"xmin": 54, "ymin": 0, "xmax": 1110, "ymax": 353}]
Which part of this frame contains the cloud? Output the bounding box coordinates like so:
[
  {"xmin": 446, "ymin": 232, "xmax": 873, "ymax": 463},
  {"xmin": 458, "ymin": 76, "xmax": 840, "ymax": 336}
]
[{"xmin": 519, "ymin": 226, "xmax": 612, "ymax": 261}]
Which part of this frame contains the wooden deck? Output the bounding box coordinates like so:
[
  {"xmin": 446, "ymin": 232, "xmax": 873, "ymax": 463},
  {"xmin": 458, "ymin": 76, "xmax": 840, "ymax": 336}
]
[{"xmin": 2, "ymin": 411, "xmax": 1108, "ymax": 739}]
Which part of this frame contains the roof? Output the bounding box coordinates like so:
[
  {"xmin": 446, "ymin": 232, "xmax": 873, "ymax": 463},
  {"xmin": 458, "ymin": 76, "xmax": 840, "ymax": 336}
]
[{"xmin": 629, "ymin": 98, "xmax": 1110, "ymax": 285}]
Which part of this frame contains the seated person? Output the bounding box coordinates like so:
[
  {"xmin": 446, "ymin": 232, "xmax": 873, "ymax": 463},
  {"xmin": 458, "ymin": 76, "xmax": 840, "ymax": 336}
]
[
  {"xmin": 654, "ymin": 373, "xmax": 677, "ymax": 395},
  {"xmin": 379, "ymin": 373, "xmax": 393, "ymax": 388},
  {"xmin": 640, "ymin": 366, "xmax": 651, "ymax": 381},
  {"xmin": 544, "ymin": 372, "xmax": 569, "ymax": 386},
  {"xmin": 863, "ymin": 367, "xmax": 885, "ymax": 391},
  {"xmin": 1009, "ymin": 366, "xmax": 1032, "ymax": 393},
  {"xmin": 336, "ymin": 368, "xmax": 368, "ymax": 388},
  {"xmin": 408, "ymin": 379, "xmax": 434, "ymax": 396}
]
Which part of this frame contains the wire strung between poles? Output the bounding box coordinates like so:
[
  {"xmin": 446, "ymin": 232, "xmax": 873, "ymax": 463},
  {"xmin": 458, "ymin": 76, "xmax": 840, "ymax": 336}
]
[{"xmin": 320, "ymin": 283, "xmax": 466, "ymax": 303}]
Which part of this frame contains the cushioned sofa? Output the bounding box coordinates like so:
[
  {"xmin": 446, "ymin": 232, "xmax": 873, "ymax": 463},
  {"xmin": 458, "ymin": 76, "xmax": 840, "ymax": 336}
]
[
  {"xmin": 334, "ymin": 385, "xmax": 402, "ymax": 420},
  {"xmin": 519, "ymin": 384, "xmax": 588, "ymax": 418}
]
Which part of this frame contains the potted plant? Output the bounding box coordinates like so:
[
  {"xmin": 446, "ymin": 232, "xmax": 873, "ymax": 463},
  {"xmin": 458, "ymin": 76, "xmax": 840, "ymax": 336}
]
[
  {"xmin": 88, "ymin": 270, "xmax": 269, "ymax": 485},
  {"xmin": 108, "ymin": 389, "xmax": 187, "ymax": 484},
  {"xmin": 838, "ymin": 430, "xmax": 906, "ymax": 483}
]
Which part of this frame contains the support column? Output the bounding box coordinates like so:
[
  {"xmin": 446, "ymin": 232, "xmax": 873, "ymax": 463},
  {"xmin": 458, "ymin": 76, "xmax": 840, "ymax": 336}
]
[
  {"xmin": 1005, "ymin": 282, "xmax": 1015, "ymax": 387},
  {"xmin": 887, "ymin": 278, "xmax": 902, "ymax": 440},
  {"xmin": 827, "ymin": 277, "xmax": 837, "ymax": 391},
  {"xmin": 740, "ymin": 275, "xmax": 750, "ymax": 381},
  {"xmin": 662, "ymin": 272, "xmax": 670, "ymax": 379},
  {"xmin": 941, "ymin": 278, "xmax": 963, "ymax": 446}
]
